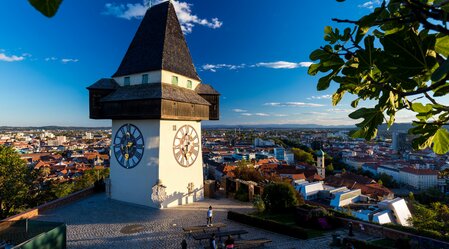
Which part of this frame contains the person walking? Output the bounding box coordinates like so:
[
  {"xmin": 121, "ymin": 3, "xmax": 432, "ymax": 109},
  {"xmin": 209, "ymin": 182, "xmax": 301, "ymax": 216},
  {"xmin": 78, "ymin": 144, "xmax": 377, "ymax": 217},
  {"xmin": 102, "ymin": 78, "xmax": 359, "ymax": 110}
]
[{"xmin": 207, "ymin": 205, "xmax": 213, "ymax": 226}]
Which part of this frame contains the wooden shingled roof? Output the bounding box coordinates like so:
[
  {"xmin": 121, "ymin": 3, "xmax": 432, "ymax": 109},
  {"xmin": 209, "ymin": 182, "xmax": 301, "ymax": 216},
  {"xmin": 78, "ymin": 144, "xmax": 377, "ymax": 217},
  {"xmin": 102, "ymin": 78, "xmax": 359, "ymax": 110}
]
[
  {"xmin": 100, "ymin": 83, "xmax": 210, "ymax": 105},
  {"xmin": 112, "ymin": 1, "xmax": 200, "ymax": 81}
]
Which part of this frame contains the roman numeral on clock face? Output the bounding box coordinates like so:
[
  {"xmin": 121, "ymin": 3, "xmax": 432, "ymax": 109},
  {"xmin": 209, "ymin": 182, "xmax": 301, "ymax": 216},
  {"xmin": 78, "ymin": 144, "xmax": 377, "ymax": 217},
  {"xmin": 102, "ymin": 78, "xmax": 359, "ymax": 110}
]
[{"xmin": 173, "ymin": 125, "xmax": 199, "ymax": 167}]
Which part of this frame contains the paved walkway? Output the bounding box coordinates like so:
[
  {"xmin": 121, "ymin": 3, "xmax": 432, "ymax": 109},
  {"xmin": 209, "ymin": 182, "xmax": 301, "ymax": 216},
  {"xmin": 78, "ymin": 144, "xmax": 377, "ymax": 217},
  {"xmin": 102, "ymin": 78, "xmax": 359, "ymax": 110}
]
[{"xmin": 35, "ymin": 193, "xmax": 379, "ymax": 249}]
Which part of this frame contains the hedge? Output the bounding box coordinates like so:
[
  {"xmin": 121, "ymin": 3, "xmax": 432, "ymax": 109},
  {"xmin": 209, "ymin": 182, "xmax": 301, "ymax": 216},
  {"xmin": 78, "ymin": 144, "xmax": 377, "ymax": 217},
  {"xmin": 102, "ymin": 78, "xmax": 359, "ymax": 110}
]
[{"xmin": 227, "ymin": 211, "xmax": 308, "ymax": 239}]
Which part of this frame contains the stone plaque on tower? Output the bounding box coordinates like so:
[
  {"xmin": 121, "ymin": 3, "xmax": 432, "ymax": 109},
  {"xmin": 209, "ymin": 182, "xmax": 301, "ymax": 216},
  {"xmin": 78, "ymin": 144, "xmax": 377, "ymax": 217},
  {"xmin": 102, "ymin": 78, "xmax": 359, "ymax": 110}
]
[{"xmin": 87, "ymin": 1, "xmax": 220, "ymax": 208}]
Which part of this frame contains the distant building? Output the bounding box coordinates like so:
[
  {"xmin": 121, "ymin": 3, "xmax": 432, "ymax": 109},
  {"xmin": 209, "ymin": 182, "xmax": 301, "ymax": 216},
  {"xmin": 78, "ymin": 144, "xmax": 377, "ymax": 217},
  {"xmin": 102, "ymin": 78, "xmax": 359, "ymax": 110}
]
[
  {"xmin": 391, "ymin": 132, "xmax": 408, "ymax": 152},
  {"xmin": 330, "ymin": 189, "xmax": 362, "ymax": 207},
  {"xmin": 315, "ymin": 149, "xmax": 325, "ymax": 179},
  {"xmin": 273, "ymin": 147, "xmax": 285, "ymax": 161},
  {"xmin": 295, "ymin": 181, "xmax": 324, "ymax": 200},
  {"xmin": 378, "ymin": 198, "xmax": 412, "ymax": 226},
  {"xmin": 254, "ymin": 138, "xmax": 275, "ymax": 147},
  {"xmin": 284, "ymin": 151, "xmax": 294, "ymax": 164},
  {"xmin": 399, "ymin": 167, "xmax": 438, "ymax": 190}
]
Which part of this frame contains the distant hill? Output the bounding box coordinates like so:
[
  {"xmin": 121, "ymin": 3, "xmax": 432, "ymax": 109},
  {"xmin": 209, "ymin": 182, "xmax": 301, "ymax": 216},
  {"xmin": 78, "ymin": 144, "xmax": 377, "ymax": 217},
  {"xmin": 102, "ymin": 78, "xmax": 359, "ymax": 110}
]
[
  {"xmin": 203, "ymin": 123, "xmax": 355, "ymax": 129},
  {"xmin": 204, "ymin": 123, "xmax": 419, "ymax": 131},
  {"xmin": 0, "ymin": 126, "xmax": 111, "ymax": 131}
]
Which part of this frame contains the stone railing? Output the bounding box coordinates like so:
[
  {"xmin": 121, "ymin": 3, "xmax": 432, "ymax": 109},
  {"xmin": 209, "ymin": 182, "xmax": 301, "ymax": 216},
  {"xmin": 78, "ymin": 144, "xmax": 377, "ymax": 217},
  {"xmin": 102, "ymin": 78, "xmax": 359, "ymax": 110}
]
[{"xmin": 2, "ymin": 186, "xmax": 96, "ymax": 222}]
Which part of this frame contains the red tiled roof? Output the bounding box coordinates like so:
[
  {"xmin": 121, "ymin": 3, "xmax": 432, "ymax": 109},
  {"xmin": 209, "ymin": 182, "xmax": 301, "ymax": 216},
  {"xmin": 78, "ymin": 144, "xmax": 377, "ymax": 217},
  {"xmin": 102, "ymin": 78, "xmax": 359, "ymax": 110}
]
[{"xmin": 401, "ymin": 167, "xmax": 438, "ymax": 175}]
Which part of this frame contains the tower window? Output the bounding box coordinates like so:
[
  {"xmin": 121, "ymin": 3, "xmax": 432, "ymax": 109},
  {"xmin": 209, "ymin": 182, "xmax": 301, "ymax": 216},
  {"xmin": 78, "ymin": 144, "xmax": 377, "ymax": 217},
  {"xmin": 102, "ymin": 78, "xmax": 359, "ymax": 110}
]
[
  {"xmin": 171, "ymin": 75, "xmax": 178, "ymax": 85},
  {"xmin": 124, "ymin": 77, "xmax": 130, "ymax": 86},
  {"xmin": 142, "ymin": 74, "xmax": 148, "ymax": 84},
  {"xmin": 187, "ymin": 80, "xmax": 192, "ymax": 89}
]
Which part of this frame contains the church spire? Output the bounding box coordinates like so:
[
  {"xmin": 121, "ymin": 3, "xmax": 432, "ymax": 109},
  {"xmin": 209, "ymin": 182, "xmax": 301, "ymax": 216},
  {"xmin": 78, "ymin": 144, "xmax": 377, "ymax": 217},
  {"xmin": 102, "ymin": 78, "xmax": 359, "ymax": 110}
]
[{"xmin": 112, "ymin": 1, "xmax": 200, "ymax": 81}]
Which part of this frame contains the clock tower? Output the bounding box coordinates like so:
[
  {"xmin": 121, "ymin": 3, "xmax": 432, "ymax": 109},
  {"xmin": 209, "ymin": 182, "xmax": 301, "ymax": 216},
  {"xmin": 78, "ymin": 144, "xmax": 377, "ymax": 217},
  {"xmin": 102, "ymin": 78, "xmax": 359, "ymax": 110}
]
[{"xmin": 87, "ymin": 1, "xmax": 219, "ymax": 208}]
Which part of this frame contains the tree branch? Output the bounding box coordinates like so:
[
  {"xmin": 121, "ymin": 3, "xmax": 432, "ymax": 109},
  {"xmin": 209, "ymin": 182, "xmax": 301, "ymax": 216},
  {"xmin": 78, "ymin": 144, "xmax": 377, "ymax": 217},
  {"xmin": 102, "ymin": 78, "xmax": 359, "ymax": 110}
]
[{"xmin": 424, "ymin": 92, "xmax": 449, "ymax": 111}]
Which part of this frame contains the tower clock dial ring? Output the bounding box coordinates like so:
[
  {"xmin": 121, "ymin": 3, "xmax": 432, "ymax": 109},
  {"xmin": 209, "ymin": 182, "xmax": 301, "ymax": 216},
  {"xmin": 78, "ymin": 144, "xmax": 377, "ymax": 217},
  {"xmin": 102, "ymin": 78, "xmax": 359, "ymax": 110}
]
[
  {"xmin": 173, "ymin": 125, "xmax": 199, "ymax": 167},
  {"xmin": 113, "ymin": 124, "xmax": 144, "ymax": 169}
]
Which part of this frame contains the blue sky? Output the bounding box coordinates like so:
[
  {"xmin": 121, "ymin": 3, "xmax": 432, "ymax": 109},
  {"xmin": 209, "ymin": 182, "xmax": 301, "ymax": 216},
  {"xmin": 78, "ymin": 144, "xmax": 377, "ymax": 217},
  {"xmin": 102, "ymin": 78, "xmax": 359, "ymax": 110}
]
[{"xmin": 0, "ymin": 0, "xmax": 416, "ymax": 127}]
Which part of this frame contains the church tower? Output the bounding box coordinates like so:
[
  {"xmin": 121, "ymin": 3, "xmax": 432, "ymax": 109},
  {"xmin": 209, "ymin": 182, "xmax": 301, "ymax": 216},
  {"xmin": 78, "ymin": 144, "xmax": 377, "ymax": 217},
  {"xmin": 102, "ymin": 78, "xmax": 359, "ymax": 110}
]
[
  {"xmin": 315, "ymin": 149, "xmax": 325, "ymax": 179},
  {"xmin": 87, "ymin": 1, "xmax": 220, "ymax": 208}
]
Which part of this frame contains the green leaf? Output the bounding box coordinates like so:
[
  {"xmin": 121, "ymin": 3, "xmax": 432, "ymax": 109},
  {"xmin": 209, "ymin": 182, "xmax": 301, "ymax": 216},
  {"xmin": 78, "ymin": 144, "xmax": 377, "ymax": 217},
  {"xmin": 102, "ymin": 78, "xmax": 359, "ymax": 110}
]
[
  {"xmin": 308, "ymin": 63, "xmax": 321, "ymax": 76},
  {"xmin": 411, "ymin": 102, "xmax": 433, "ymax": 113},
  {"xmin": 309, "ymin": 49, "xmax": 327, "ymax": 61},
  {"xmin": 28, "ymin": 0, "xmax": 62, "ymax": 17},
  {"xmin": 435, "ymin": 35, "xmax": 449, "ymax": 57},
  {"xmin": 317, "ymin": 74, "xmax": 332, "ymax": 91},
  {"xmin": 324, "ymin": 26, "xmax": 340, "ymax": 44},
  {"xmin": 432, "ymin": 128, "xmax": 449, "ymax": 154},
  {"xmin": 434, "ymin": 84, "xmax": 449, "ymax": 97},
  {"xmin": 431, "ymin": 59, "xmax": 449, "ymax": 82},
  {"xmin": 332, "ymin": 91, "xmax": 345, "ymax": 106},
  {"xmin": 351, "ymin": 99, "xmax": 360, "ymax": 108}
]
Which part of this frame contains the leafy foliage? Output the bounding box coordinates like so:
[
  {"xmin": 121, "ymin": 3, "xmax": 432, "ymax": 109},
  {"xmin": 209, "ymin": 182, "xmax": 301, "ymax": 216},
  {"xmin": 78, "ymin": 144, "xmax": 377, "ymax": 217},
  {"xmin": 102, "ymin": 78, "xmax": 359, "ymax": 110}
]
[
  {"xmin": 28, "ymin": 0, "xmax": 62, "ymax": 17},
  {"xmin": 262, "ymin": 182, "xmax": 300, "ymax": 213},
  {"xmin": 253, "ymin": 194, "xmax": 266, "ymax": 213},
  {"xmin": 291, "ymin": 148, "xmax": 315, "ymax": 164},
  {"xmin": 410, "ymin": 201, "xmax": 449, "ymax": 235},
  {"xmin": 309, "ymin": 0, "xmax": 449, "ymax": 154},
  {"xmin": 0, "ymin": 145, "xmax": 34, "ymax": 218},
  {"xmin": 234, "ymin": 160, "xmax": 264, "ymax": 182},
  {"xmin": 0, "ymin": 144, "xmax": 110, "ymax": 219}
]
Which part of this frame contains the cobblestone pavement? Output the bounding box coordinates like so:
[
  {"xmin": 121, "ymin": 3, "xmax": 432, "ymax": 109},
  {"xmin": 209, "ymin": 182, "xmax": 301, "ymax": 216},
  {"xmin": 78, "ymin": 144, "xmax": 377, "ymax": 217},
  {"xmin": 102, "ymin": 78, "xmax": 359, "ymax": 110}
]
[{"xmin": 35, "ymin": 194, "xmax": 380, "ymax": 249}]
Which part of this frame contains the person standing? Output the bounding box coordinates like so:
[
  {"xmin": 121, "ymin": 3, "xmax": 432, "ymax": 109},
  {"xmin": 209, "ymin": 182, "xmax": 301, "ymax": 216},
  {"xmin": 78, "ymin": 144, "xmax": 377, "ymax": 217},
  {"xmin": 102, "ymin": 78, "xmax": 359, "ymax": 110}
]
[
  {"xmin": 207, "ymin": 205, "xmax": 213, "ymax": 226},
  {"xmin": 209, "ymin": 233, "xmax": 217, "ymax": 249}
]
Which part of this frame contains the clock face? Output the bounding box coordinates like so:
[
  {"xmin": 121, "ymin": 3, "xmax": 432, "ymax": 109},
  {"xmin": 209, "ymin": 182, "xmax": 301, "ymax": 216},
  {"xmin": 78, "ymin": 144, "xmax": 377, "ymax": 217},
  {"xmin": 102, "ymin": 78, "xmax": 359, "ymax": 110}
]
[
  {"xmin": 173, "ymin": 125, "xmax": 200, "ymax": 167},
  {"xmin": 113, "ymin": 124, "xmax": 144, "ymax": 169}
]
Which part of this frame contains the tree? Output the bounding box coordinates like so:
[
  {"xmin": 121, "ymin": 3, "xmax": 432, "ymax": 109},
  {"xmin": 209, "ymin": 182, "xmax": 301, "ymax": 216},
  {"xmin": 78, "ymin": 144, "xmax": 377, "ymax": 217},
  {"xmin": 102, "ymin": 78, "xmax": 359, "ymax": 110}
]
[
  {"xmin": 378, "ymin": 173, "xmax": 397, "ymax": 188},
  {"xmin": 262, "ymin": 182, "xmax": 300, "ymax": 213},
  {"xmin": 291, "ymin": 148, "xmax": 315, "ymax": 164},
  {"xmin": 234, "ymin": 160, "xmax": 264, "ymax": 182},
  {"xmin": 0, "ymin": 145, "xmax": 34, "ymax": 218},
  {"xmin": 28, "ymin": 0, "xmax": 62, "ymax": 17},
  {"xmin": 309, "ymin": 0, "xmax": 449, "ymax": 154},
  {"xmin": 325, "ymin": 163, "xmax": 334, "ymax": 174}
]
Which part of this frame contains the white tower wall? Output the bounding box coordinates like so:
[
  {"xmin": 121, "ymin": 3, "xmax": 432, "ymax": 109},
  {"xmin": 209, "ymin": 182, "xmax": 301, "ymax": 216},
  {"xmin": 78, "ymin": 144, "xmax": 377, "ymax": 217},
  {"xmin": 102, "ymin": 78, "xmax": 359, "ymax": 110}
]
[{"xmin": 110, "ymin": 119, "xmax": 204, "ymax": 208}]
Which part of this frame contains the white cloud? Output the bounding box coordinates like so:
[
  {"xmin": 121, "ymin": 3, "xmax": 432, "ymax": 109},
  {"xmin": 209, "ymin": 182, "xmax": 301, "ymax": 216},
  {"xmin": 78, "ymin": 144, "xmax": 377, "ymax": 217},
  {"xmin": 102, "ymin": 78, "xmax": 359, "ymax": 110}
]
[
  {"xmin": 307, "ymin": 94, "xmax": 332, "ymax": 100},
  {"xmin": 0, "ymin": 52, "xmax": 25, "ymax": 62},
  {"xmin": 256, "ymin": 61, "xmax": 312, "ymax": 69},
  {"xmin": 61, "ymin": 58, "xmax": 79, "ymax": 63},
  {"xmin": 232, "ymin": 109, "xmax": 248, "ymax": 113},
  {"xmin": 264, "ymin": 102, "xmax": 325, "ymax": 107},
  {"xmin": 202, "ymin": 61, "xmax": 312, "ymax": 72},
  {"xmin": 202, "ymin": 64, "xmax": 245, "ymax": 72},
  {"xmin": 273, "ymin": 114, "xmax": 288, "ymax": 117},
  {"xmin": 45, "ymin": 57, "xmax": 58, "ymax": 61},
  {"xmin": 358, "ymin": 0, "xmax": 381, "ymax": 9},
  {"xmin": 326, "ymin": 108, "xmax": 352, "ymax": 113},
  {"xmin": 241, "ymin": 113, "xmax": 270, "ymax": 117},
  {"xmin": 103, "ymin": 0, "xmax": 222, "ymax": 34}
]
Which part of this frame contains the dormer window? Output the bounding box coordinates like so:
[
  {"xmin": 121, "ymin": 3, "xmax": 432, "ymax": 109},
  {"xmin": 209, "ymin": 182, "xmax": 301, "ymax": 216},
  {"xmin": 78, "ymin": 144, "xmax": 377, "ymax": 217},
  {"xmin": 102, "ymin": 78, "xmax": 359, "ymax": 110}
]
[
  {"xmin": 124, "ymin": 77, "xmax": 130, "ymax": 86},
  {"xmin": 172, "ymin": 75, "xmax": 178, "ymax": 86},
  {"xmin": 142, "ymin": 74, "xmax": 148, "ymax": 84},
  {"xmin": 187, "ymin": 80, "xmax": 192, "ymax": 89}
]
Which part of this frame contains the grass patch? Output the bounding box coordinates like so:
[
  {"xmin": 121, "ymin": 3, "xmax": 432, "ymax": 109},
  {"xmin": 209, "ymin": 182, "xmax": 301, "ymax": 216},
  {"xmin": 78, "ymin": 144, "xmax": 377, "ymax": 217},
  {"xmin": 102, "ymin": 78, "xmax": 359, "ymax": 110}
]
[
  {"xmin": 369, "ymin": 238, "xmax": 396, "ymax": 247},
  {"xmin": 250, "ymin": 211, "xmax": 325, "ymax": 238}
]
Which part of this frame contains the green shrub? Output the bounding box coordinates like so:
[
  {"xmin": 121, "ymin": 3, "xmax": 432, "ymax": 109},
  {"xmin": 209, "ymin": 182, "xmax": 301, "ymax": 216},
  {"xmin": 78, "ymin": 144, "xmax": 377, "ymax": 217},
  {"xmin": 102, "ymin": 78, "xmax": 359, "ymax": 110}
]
[
  {"xmin": 227, "ymin": 211, "xmax": 308, "ymax": 239},
  {"xmin": 235, "ymin": 187, "xmax": 249, "ymax": 202},
  {"xmin": 253, "ymin": 195, "xmax": 265, "ymax": 213},
  {"xmin": 262, "ymin": 182, "xmax": 298, "ymax": 213}
]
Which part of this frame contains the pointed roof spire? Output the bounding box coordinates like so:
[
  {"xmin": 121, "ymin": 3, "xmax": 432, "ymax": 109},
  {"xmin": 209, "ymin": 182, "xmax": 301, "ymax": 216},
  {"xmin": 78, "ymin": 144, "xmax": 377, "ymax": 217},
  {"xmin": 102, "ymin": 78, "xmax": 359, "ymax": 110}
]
[{"xmin": 112, "ymin": 1, "xmax": 200, "ymax": 81}]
